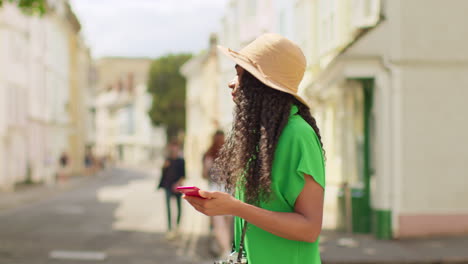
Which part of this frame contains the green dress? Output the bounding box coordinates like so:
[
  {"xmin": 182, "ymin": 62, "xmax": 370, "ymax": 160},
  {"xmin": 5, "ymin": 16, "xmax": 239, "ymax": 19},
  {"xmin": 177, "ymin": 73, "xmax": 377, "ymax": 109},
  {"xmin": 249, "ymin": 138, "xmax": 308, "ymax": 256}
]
[{"xmin": 234, "ymin": 105, "xmax": 326, "ymax": 264}]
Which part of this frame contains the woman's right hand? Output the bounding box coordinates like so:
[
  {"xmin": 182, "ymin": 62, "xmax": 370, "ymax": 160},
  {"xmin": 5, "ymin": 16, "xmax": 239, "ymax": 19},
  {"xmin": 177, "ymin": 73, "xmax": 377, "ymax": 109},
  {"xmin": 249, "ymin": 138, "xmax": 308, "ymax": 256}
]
[{"xmin": 183, "ymin": 190, "xmax": 242, "ymax": 216}]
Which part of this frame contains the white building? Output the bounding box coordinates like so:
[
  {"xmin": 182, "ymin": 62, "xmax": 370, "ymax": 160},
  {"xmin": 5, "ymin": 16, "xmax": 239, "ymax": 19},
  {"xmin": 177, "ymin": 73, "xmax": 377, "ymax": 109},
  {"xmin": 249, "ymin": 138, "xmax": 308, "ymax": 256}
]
[
  {"xmin": 0, "ymin": 3, "xmax": 29, "ymax": 190},
  {"xmin": 95, "ymin": 58, "xmax": 165, "ymax": 166},
  {"xmin": 0, "ymin": 0, "xmax": 90, "ymax": 189},
  {"xmin": 217, "ymin": 0, "xmax": 277, "ymax": 129},
  {"xmin": 44, "ymin": 1, "xmax": 71, "ymax": 179},
  {"xmin": 195, "ymin": 0, "xmax": 468, "ymax": 239},
  {"xmin": 28, "ymin": 14, "xmax": 51, "ymax": 184},
  {"xmin": 300, "ymin": 0, "xmax": 468, "ymax": 239}
]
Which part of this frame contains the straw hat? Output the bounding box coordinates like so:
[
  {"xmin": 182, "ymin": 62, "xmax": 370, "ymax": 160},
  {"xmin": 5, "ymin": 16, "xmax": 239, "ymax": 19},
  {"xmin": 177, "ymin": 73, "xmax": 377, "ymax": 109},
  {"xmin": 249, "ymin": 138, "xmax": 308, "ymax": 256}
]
[{"xmin": 218, "ymin": 33, "xmax": 309, "ymax": 108}]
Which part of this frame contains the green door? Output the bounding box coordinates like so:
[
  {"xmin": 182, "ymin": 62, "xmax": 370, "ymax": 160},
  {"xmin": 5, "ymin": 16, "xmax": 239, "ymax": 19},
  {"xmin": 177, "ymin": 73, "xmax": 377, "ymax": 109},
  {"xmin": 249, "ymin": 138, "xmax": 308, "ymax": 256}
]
[
  {"xmin": 349, "ymin": 78, "xmax": 373, "ymax": 234},
  {"xmin": 354, "ymin": 78, "xmax": 392, "ymax": 239}
]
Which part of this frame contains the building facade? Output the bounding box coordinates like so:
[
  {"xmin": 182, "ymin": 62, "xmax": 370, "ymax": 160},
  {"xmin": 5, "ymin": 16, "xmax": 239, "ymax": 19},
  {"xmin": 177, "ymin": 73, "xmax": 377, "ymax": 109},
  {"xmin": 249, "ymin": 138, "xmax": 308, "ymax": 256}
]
[
  {"xmin": 0, "ymin": 0, "xmax": 92, "ymax": 190},
  {"xmin": 180, "ymin": 35, "xmax": 223, "ymax": 235},
  {"xmin": 188, "ymin": 0, "xmax": 468, "ymax": 239},
  {"xmin": 0, "ymin": 3, "xmax": 29, "ymax": 190},
  {"xmin": 66, "ymin": 7, "xmax": 95, "ymax": 178},
  {"xmin": 95, "ymin": 58, "xmax": 165, "ymax": 166},
  {"xmin": 303, "ymin": 0, "xmax": 468, "ymax": 239},
  {"xmin": 181, "ymin": 35, "xmax": 220, "ymax": 182}
]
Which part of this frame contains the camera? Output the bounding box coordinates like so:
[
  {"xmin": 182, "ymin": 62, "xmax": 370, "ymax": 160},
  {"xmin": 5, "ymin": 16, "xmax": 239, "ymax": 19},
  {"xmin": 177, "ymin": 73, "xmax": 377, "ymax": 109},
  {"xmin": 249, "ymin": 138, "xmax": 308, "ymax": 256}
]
[{"xmin": 214, "ymin": 252, "xmax": 247, "ymax": 264}]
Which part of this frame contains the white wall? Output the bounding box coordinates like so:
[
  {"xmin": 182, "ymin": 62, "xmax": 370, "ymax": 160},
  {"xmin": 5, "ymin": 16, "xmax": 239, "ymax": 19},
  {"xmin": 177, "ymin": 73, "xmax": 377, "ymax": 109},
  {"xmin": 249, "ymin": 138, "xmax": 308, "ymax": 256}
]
[
  {"xmin": 386, "ymin": 0, "xmax": 468, "ymax": 214},
  {"xmin": 317, "ymin": 0, "xmax": 468, "ymax": 236},
  {"xmin": 399, "ymin": 0, "xmax": 468, "ymax": 62},
  {"xmin": 400, "ymin": 67, "xmax": 468, "ymax": 213},
  {"xmin": 0, "ymin": 3, "xmax": 30, "ymax": 188}
]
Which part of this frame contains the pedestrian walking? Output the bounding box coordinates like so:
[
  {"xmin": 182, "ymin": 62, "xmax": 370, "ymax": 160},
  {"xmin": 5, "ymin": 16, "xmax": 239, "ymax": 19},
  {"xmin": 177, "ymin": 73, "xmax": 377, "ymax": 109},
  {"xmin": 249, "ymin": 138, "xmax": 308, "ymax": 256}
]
[
  {"xmin": 58, "ymin": 151, "xmax": 69, "ymax": 182},
  {"xmin": 202, "ymin": 130, "xmax": 233, "ymax": 258},
  {"xmin": 184, "ymin": 33, "xmax": 326, "ymax": 263},
  {"xmin": 84, "ymin": 147, "xmax": 95, "ymax": 175},
  {"xmin": 158, "ymin": 141, "xmax": 185, "ymax": 239}
]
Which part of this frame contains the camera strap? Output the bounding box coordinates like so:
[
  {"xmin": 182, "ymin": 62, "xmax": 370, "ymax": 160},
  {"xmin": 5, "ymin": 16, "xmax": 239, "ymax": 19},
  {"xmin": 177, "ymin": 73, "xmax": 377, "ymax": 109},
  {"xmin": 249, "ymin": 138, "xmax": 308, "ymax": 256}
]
[{"xmin": 237, "ymin": 220, "xmax": 248, "ymax": 263}]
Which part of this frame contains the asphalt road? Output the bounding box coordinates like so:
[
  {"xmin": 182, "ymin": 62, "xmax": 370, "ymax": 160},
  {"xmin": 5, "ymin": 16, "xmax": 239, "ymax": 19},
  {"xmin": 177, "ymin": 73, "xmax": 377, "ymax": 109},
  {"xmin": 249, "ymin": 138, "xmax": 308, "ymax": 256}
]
[{"xmin": 0, "ymin": 167, "xmax": 205, "ymax": 264}]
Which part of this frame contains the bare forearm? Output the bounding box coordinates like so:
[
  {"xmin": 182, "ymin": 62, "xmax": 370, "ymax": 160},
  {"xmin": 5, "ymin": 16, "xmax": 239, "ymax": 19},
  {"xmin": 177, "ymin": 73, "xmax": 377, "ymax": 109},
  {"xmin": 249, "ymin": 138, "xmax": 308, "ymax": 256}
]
[{"xmin": 233, "ymin": 201, "xmax": 319, "ymax": 242}]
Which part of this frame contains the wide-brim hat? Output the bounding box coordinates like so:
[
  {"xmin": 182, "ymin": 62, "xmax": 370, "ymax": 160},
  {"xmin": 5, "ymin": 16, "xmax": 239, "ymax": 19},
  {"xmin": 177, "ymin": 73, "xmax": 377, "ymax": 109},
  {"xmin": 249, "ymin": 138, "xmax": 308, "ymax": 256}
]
[{"xmin": 218, "ymin": 33, "xmax": 310, "ymax": 108}]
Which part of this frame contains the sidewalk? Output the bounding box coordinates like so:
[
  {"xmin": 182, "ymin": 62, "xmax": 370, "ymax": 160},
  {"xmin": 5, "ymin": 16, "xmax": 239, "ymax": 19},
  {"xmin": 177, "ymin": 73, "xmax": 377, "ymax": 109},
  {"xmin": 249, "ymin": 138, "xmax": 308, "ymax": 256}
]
[
  {"xmin": 119, "ymin": 163, "xmax": 216, "ymax": 263},
  {"xmin": 320, "ymin": 229, "xmax": 468, "ymax": 264},
  {"xmin": 5, "ymin": 166, "xmax": 467, "ymax": 264},
  {"xmin": 135, "ymin": 157, "xmax": 468, "ymax": 264}
]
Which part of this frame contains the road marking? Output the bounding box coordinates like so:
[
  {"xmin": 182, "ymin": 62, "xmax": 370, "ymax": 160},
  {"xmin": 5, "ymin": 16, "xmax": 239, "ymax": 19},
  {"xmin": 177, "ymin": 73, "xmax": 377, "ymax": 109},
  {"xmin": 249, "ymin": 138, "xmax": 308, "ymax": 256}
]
[
  {"xmin": 363, "ymin": 247, "xmax": 377, "ymax": 255},
  {"xmin": 337, "ymin": 237, "xmax": 360, "ymax": 248},
  {"xmin": 55, "ymin": 205, "xmax": 85, "ymax": 215},
  {"xmin": 49, "ymin": 250, "xmax": 107, "ymax": 261}
]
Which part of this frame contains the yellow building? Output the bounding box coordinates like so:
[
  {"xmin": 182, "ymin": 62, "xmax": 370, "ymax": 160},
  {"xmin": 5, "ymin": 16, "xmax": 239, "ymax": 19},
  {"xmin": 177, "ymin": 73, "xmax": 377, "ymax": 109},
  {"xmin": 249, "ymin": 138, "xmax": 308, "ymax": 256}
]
[{"xmin": 67, "ymin": 3, "xmax": 92, "ymax": 177}]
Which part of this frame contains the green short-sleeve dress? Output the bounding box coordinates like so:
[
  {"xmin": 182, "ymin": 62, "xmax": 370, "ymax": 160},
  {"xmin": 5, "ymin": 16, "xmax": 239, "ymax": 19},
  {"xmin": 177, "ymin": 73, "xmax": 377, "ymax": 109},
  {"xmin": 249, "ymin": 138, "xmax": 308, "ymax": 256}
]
[{"xmin": 234, "ymin": 105, "xmax": 326, "ymax": 264}]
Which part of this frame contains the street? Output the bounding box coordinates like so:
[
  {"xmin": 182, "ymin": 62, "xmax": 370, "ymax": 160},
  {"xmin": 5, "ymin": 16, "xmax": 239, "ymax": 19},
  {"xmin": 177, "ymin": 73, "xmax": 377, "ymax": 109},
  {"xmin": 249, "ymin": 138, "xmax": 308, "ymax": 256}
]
[
  {"xmin": 2, "ymin": 168, "xmax": 468, "ymax": 264},
  {"xmin": 0, "ymin": 167, "xmax": 206, "ymax": 264}
]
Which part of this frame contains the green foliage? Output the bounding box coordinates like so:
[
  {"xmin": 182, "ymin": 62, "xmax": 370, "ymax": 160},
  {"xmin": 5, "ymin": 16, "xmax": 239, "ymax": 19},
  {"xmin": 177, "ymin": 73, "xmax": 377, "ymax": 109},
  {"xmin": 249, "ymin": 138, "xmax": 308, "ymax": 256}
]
[
  {"xmin": 147, "ymin": 53, "xmax": 192, "ymax": 139},
  {"xmin": 0, "ymin": 0, "xmax": 46, "ymax": 15}
]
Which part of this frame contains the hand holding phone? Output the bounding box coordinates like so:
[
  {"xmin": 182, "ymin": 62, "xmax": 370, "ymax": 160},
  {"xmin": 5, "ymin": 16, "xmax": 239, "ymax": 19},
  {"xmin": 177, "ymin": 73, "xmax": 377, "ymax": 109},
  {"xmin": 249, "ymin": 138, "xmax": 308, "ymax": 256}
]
[{"xmin": 176, "ymin": 186, "xmax": 204, "ymax": 198}]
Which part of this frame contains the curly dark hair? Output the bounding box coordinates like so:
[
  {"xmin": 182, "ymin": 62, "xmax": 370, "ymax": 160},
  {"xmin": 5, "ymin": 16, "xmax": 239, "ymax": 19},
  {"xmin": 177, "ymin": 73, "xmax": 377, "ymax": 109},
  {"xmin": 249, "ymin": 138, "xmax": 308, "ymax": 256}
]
[{"xmin": 212, "ymin": 70, "xmax": 325, "ymax": 205}]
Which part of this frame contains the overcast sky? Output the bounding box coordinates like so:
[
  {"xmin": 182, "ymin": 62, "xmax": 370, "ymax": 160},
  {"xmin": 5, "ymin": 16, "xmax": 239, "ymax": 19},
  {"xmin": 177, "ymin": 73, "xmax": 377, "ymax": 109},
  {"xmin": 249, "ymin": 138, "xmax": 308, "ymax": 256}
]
[{"xmin": 69, "ymin": 0, "xmax": 229, "ymax": 59}]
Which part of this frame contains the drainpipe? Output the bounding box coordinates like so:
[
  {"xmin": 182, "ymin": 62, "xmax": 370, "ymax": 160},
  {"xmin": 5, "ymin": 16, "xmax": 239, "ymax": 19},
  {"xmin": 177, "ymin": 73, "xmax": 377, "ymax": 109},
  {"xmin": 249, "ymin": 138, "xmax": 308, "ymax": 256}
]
[{"xmin": 379, "ymin": 53, "xmax": 399, "ymax": 239}]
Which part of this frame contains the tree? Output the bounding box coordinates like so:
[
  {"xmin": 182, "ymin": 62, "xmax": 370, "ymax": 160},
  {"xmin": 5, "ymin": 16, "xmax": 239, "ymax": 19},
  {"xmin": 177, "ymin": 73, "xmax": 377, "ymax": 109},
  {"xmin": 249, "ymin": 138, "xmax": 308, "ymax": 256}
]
[
  {"xmin": 0, "ymin": 0, "xmax": 46, "ymax": 15},
  {"xmin": 147, "ymin": 53, "xmax": 192, "ymax": 140}
]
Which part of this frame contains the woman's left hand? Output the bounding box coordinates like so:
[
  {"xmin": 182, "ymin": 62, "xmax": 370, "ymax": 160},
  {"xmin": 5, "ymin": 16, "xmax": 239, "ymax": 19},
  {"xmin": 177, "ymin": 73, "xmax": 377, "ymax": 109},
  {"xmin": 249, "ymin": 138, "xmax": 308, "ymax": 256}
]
[{"xmin": 183, "ymin": 190, "xmax": 241, "ymax": 216}]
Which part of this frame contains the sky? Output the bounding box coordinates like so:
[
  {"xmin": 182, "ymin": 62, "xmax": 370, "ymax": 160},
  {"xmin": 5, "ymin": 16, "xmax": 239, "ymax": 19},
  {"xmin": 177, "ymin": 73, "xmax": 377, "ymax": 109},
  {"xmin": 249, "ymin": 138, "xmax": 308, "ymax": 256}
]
[{"xmin": 69, "ymin": 0, "xmax": 229, "ymax": 59}]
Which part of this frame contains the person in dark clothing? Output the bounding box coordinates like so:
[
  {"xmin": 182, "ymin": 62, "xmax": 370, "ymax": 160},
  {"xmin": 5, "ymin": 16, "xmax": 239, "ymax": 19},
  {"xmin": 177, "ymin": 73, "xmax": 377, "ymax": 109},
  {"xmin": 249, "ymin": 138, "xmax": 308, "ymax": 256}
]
[
  {"xmin": 59, "ymin": 152, "xmax": 69, "ymax": 168},
  {"xmin": 84, "ymin": 147, "xmax": 95, "ymax": 175},
  {"xmin": 158, "ymin": 142, "xmax": 185, "ymax": 239},
  {"xmin": 58, "ymin": 152, "xmax": 69, "ymax": 182}
]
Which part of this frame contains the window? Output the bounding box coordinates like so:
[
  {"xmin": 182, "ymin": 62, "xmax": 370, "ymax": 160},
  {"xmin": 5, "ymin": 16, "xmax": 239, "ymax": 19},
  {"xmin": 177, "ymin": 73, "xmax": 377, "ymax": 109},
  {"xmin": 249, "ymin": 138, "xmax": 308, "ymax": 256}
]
[
  {"xmin": 5, "ymin": 86, "xmax": 26, "ymax": 126},
  {"xmin": 318, "ymin": 0, "xmax": 337, "ymax": 54},
  {"xmin": 352, "ymin": 0, "xmax": 381, "ymax": 28},
  {"xmin": 246, "ymin": 0, "xmax": 257, "ymax": 17},
  {"xmin": 279, "ymin": 10, "xmax": 286, "ymax": 36},
  {"xmin": 119, "ymin": 105, "xmax": 135, "ymax": 136},
  {"xmin": 294, "ymin": 0, "xmax": 311, "ymax": 60},
  {"xmin": 127, "ymin": 105, "xmax": 134, "ymax": 135},
  {"xmin": 10, "ymin": 32, "xmax": 26, "ymax": 66}
]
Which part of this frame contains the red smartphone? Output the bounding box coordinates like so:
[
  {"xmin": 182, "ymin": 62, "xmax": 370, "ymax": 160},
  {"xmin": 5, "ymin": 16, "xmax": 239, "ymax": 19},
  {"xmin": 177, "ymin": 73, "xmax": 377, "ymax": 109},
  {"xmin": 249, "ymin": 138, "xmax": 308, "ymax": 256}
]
[{"xmin": 176, "ymin": 186, "xmax": 203, "ymax": 198}]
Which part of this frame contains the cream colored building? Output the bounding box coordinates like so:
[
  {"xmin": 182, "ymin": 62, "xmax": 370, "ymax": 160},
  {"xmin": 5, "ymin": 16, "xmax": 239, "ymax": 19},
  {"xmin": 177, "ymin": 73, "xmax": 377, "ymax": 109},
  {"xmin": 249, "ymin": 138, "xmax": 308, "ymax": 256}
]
[
  {"xmin": 95, "ymin": 58, "xmax": 165, "ymax": 165},
  {"xmin": 181, "ymin": 35, "xmax": 220, "ymax": 180},
  {"xmin": 217, "ymin": 0, "xmax": 276, "ymax": 129},
  {"xmin": 180, "ymin": 36, "xmax": 224, "ymax": 235},
  {"xmin": 297, "ymin": 0, "xmax": 468, "ymax": 239},
  {"xmin": 201, "ymin": 0, "xmax": 468, "ymax": 239}
]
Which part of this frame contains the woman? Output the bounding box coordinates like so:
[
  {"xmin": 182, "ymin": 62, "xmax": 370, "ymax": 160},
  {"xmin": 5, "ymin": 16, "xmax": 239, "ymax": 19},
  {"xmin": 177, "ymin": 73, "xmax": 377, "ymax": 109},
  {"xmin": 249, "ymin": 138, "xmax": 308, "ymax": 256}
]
[
  {"xmin": 202, "ymin": 130, "xmax": 225, "ymax": 189},
  {"xmin": 203, "ymin": 130, "xmax": 233, "ymax": 258},
  {"xmin": 184, "ymin": 33, "xmax": 326, "ymax": 263},
  {"xmin": 158, "ymin": 141, "xmax": 185, "ymax": 239}
]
